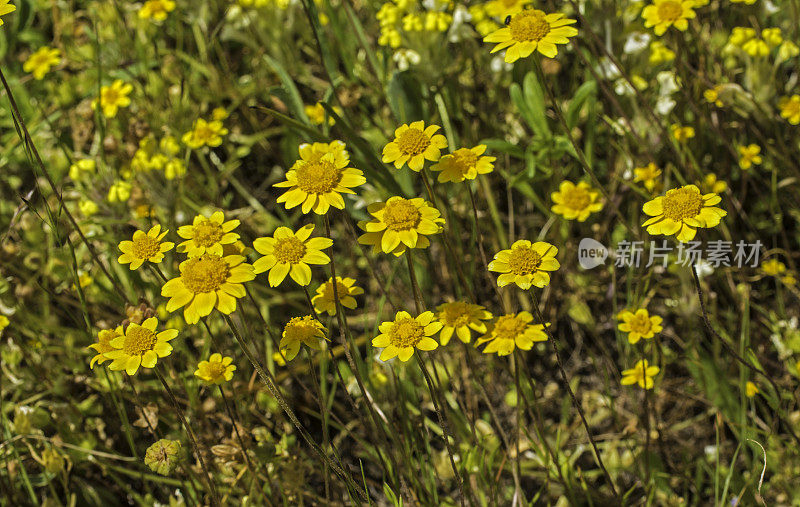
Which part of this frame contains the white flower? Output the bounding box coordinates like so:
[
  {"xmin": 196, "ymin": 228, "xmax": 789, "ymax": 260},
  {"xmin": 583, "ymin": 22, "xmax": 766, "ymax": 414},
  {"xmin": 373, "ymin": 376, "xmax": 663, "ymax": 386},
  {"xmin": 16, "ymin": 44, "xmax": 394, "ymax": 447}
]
[
  {"xmin": 490, "ymin": 55, "xmax": 513, "ymax": 73},
  {"xmin": 448, "ymin": 5, "xmax": 472, "ymax": 43},
  {"xmin": 393, "ymin": 49, "xmax": 421, "ymax": 71},
  {"xmin": 655, "ymin": 95, "xmax": 676, "ymax": 115},
  {"xmin": 656, "ymin": 71, "xmax": 679, "ymax": 96},
  {"xmin": 624, "ymin": 32, "xmax": 651, "ymax": 54}
]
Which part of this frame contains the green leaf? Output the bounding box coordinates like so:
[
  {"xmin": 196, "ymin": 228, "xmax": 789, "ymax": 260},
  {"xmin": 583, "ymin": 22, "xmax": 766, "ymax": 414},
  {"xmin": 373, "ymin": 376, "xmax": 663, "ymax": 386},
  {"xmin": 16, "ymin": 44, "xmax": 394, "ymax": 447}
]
[
  {"xmin": 566, "ymin": 80, "xmax": 597, "ymax": 131},
  {"xmin": 263, "ymin": 54, "xmax": 308, "ymax": 123}
]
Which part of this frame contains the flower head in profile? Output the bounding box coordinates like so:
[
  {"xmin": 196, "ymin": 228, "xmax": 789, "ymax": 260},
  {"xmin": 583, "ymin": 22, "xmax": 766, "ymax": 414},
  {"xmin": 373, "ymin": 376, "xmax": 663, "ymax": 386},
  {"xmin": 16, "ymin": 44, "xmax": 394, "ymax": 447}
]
[
  {"xmin": 280, "ymin": 316, "xmax": 327, "ymax": 361},
  {"xmin": 551, "ymin": 180, "xmax": 604, "ymax": 222},
  {"xmin": 483, "ymin": 9, "xmax": 578, "ymax": 62},
  {"xmin": 0, "ymin": 0, "xmax": 16, "ymax": 26},
  {"xmin": 745, "ymin": 381, "xmax": 759, "ymax": 398},
  {"xmin": 372, "ymin": 311, "xmax": 442, "ymax": 362},
  {"xmin": 642, "ymin": 185, "xmax": 727, "ymax": 242},
  {"xmin": 476, "ymin": 312, "xmax": 547, "ymax": 356},
  {"xmin": 69, "ymin": 159, "xmax": 96, "ymax": 181},
  {"xmin": 194, "ymin": 353, "xmax": 236, "ymax": 384},
  {"xmin": 779, "ymin": 95, "xmax": 800, "ymax": 125},
  {"xmin": 107, "ymin": 180, "xmax": 132, "ymax": 203},
  {"xmin": 436, "ymin": 301, "xmax": 493, "ymax": 346},
  {"xmin": 621, "ymin": 359, "xmax": 660, "ymax": 390},
  {"xmin": 642, "ymin": 0, "xmax": 696, "ymax": 36},
  {"xmin": 617, "ymin": 309, "xmax": 663, "ymax": 344},
  {"xmin": 311, "ymin": 276, "xmax": 364, "ymax": 316},
  {"xmin": 431, "ymin": 145, "xmax": 495, "ymax": 183},
  {"xmin": 139, "ymin": 0, "xmax": 175, "ymax": 21},
  {"xmin": 489, "ymin": 240, "xmax": 559, "ymax": 289},
  {"xmin": 93, "ymin": 80, "xmax": 133, "ymax": 118},
  {"xmin": 177, "ymin": 211, "xmax": 240, "ymax": 258},
  {"xmin": 182, "ymin": 118, "xmax": 228, "ymax": 149},
  {"xmin": 670, "ymin": 123, "xmax": 695, "ymax": 142},
  {"xmin": 382, "ymin": 121, "xmax": 448, "ymax": 172},
  {"xmin": 23, "ymin": 47, "xmax": 61, "ymax": 80},
  {"xmin": 701, "ymin": 173, "xmax": 727, "ymax": 194},
  {"xmin": 104, "ymin": 318, "xmax": 178, "ymax": 375},
  {"xmin": 275, "ymin": 141, "xmax": 366, "ymax": 215},
  {"xmin": 0, "ymin": 315, "xmax": 9, "ymax": 335},
  {"xmin": 304, "ymin": 102, "xmax": 341, "ymax": 126},
  {"xmin": 357, "ymin": 197, "xmax": 444, "ymax": 256},
  {"xmin": 737, "ymin": 144, "xmax": 762, "ymax": 170},
  {"xmin": 649, "ymin": 40, "xmax": 675, "ymax": 64},
  {"xmin": 161, "ymin": 254, "xmax": 255, "ymax": 324},
  {"xmin": 118, "ymin": 225, "xmax": 174, "ymax": 270},
  {"xmin": 633, "ymin": 163, "xmax": 662, "ymax": 192},
  {"xmin": 703, "ymin": 85, "xmax": 724, "ymax": 107},
  {"xmin": 88, "ymin": 326, "xmax": 122, "ymax": 368},
  {"xmin": 252, "ymin": 224, "xmax": 332, "ymax": 287}
]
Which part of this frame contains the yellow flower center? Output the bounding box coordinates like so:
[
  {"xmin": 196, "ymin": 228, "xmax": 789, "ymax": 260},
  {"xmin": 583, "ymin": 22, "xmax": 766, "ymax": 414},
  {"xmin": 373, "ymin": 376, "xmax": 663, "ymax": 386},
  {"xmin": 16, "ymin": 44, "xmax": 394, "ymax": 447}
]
[
  {"xmin": 662, "ymin": 187, "xmax": 703, "ymax": 221},
  {"xmin": 204, "ymin": 361, "xmax": 227, "ymax": 380},
  {"xmin": 448, "ymin": 149, "xmax": 479, "ymax": 175},
  {"xmin": 656, "ymin": 0, "xmax": 683, "ymax": 22},
  {"xmin": 492, "ymin": 315, "xmax": 529, "ymax": 341},
  {"xmin": 382, "ymin": 199, "xmax": 422, "ymax": 231},
  {"xmin": 440, "ymin": 302, "xmax": 473, "ymax": 328},
  {"xmin": 295, "ymin": 157, "xmax": 342, "ymax": 194},
  {"xmin": 561, "ymin": 186, "xmax": 591, "ymax": 210},
  {"xmin": 103, "ymin": 88, "xmax": 121, "ymax": 105},
  {"xmin": 628, "ymin": 314, "xmax": 652, "ymax": 335},
  {"xmin": 507, "ymin": 246, "xmax": 542, "ymax": 276},
  {"xmin": 181, "ymin": 255, "xmax": 231, "ymax": 293},
  {"xmin": 396, "ymin": 128, "xmax": 431, "ymax": 156},
  {"xmin": 273, "ymin": 237, "xmax": 307, "ymax": 264},
  {"xmin": 324, "ymin": 280, "xmax": 350, "ymax": 299},
  {"xmin": 192, "ymin": 219, "xmax": 225, "ymax": 247},
  {"xmin": 387, "ymin": 317, "xmax": 425, "ymax": 347},
  {"xmin": 123, "ymin": 326, "xmax": 157, "ymax": 356},
  {"xmin": 509, "ymin": 10, "xmax": 551, "ymax": 42},
  {"xmin": 131, "ymin": 235, "xmax": 161, "ymax": 260}
]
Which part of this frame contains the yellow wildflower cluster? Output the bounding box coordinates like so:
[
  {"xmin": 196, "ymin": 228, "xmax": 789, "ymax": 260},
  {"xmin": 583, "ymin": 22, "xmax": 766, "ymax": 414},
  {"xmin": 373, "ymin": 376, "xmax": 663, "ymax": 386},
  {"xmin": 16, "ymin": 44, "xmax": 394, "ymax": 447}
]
[
  {"xmin": 131, "ymin": 134, "xmax": 186, "ymax": 179},
  {"xmin": 377, "ymin": 0, "xmax": 454, "ymax": 49}
]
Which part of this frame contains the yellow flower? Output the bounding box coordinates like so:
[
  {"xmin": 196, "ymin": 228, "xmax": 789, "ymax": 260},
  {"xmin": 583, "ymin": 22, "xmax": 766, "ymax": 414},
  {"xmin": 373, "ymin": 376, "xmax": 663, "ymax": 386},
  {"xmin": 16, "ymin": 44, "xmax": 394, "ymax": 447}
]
[
  {"xmin": 275, "ymin": 141, "xmax": 366, "ymax": 215},
  {"xmin": 641, "ymin": 0, "xmax": 696, "ymax": 36},
  {"xmin": 252, "ymin": 224, "xmax": 332, "ymax": 287},
  {"xmin": 436, "ymin": 301, "xmax": 493, "ymax": 346},
  {"xmin": 484, "ymin": 9, "xmax": 577, "ymax": 62},
  {"xmin": 0, "ymin": 0, "xmax": 16, "ymax": 26},
  {"xmin": 372, "ymin": 311, "xmax": 442, "ymax": 362},
  {"xmin": 779, "ymin": 95, "xmax": 800, "ymax": 125},
  {"xmin": 728, "ymin": 27, "xmax": 755, "ymax": 47},
  {"xmin": 423, "ymin": 11, "xmax": 451, "ymax": 32},
  {"xmin": 23, "ymin": 47, "xmax": 61, "ymax": 80},
  {"xmin": 280, "ymin": 316, "xmax": 327, "ymax": 360},
  {"xmin": 382, "ymin": 121, "xmax": 448, "ymax": 172},
  {"xmin": 742, "ymin": 38, "xmax": 769, "ymax": 57},
  {"xmin": 484, "ymin": 0, "xmax": 531, "ymax": 18},
  {"xmin": 194, "ymin": 353, "xmax": 236, "ymax": 384},
  {"xmin": 88, "ymin": 326, "xmax": 123, "ymax": 368},
  {"xmin": 642, "ymin": 185, "xmax": 727, "ymax": 242},
  {"xmin": 138, "ymin": 0, "xmax": 175, "ymax": 20},
  {"xmin": 164, "ymin": 159, "xmax": 186, "ymax": 179},
  {"xmin": 730, "ymin": 0, "xmax": 756, "ymax": 3},
  {"xmin": 633, "ymin": 163, "xmax": 662, "ymax": 192},
  {"xmin": 311, "ymin": 276, "xmax": 364, "ymax": 316},
  {"xmin": 73, "ymin": 272, "xmax": 93, "ymax": 289},
  {"xmin": 778, "ymin": 41, "xmax": 800, "ymax": 61},
  {"xmin": 550, "ymin": 180, "xmax": 604, "ymax": 222},
  {"xmin": 177, "ymin": 211, "xmax": 241, "ymax": 258},
  {"xmin": 379, "ymin": 27, "xmax": 402, "ymax": 48},
  {"xmin": 402, "ymin": 13, "xmax": 423, "ymax": 31},
  {"xmin": 304, "ymin": 102, "xmax": 341, "ymax": 126},
  {"xmin": 737, "ymin": 144, "xmax": 762, "ymax": 170},
  {"xmin": 357, "ymin": 196, "xmax": 445, "ymax": 256},
  {"xmin": 69, "ymin": 159, "xmax": 96, "ymax": 180},
  {"xmin": 78, "ymin": 200, "xmax": 99, "ymax": 217},
  {"xmin": 703, "ymin": 85, "xmax": 724, "ymax": 107},
  {"xmin": 431, "ymin": 145, "xmax": 495, "ymax": 183},
  {"xmin": 488, "ymin": 240, "xmax": 559, "ymax": 289},
  {"xmin": 670, "ymin": 124, "xmax": 695, "ymax": 142},
  {"xmin": 761, "ymin": 258, "xmax": 786, "ymax": 276},
  {"xmin": 761, "ymin": 28, "xmax": 782, "ymax": 47},
  {"xmin": 212, "ymin": 107, "xmax": 228, "ymax": 121},
  {"xmin": 745, "ymin": 381, "xmax": 759, "ymax": 398},
  {"xmin": 781, "ymin": 274, "xmax": 797, "ymax": 286},
  {"xmin": 104, "ymin": 318, "xmax": 178, "ymax": 375},
  {"xmin": 621, "ymin": 359, "xmax": 660, "ymax": 389},
  {"xmin": 649, "ymin": 40, "xmax": 675, "ymax": 64},
  {"xmin": 107, "ymin": 180, "xmax": 132, "ymax": 202},
  {"xmin": 118, "ymin": 225, "xmax": 174, "ymax": 270},
  {"xmin": 617, "ymin": 309, "xmax": 663, "ymax": 345},
  {"xmin": 0, "ymin": 315, "xmax": 9, "ymax": 335},
  {"xmin": 161, "ymin": 254, "xmax": 255, "ymax": 324},
  {"xmin": 93, "ymin": 80, "xmax": 133, "ymax": 118},
  {"xmin": 272, "ymin": 351, "xmax": 287, "ymax": 366},
  {"xmin": 701, "ymin": 173, "xmax": 727, "ymax": 194},
  {"xmin": 182, "ymin": 118, "xmax": 229, "ymax": 149},
  {"xmin": 476, "ymin": 312, "xmax": 547, "ymax": 356}
]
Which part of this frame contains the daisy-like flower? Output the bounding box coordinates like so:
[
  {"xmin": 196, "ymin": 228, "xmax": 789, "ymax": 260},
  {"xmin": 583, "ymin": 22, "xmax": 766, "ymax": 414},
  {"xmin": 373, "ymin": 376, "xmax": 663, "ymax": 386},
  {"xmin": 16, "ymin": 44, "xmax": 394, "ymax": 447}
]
[
  {"xmin": 488, "ymin": 240, "xmax": 559, "ymax": 289},
  {"xmin": 280, "ymin": 316, "xmax": 327, "ymax": 361},
  {"xmin": 621, "ymin": 359, "xmax": 660, "ymax": 390},
  {"xmin": 436, "ymin": 301, "xmax": 493, "ymax": 346},
  {"xmin": 274, "ymin": 141, "xmax": 366, "ymax": 215},
  {"xmin": 357, "ymin": 197, "xmax": 445, "ymax": 256},
  {"xmin": 745, "ymin": 381, "xmax": 759, "ymax": 398},
  {"xmin": 476, "ymin": 312, "xmax": 547, "ymax": 356},
  {"xmin": 182, "ymin": 118, "xmax": 229, "ymax": 149},
  {"xmin": 93, "ymin": 80, "xmax": 133, "ymax": 118},
  {"xmin": 484, "ymin": 0, "xmax": 531, "ymax": 18},
  {"xmin": 641, "ymin": 0, "xmax": 696, "ymax": 36},
  {"xmin": 550, "ymin": 180, "xmax": 604, "ymax": 222},
  {"xmin": 372, "ymin": 311, "xmax": 442, "ymax": 362},
  {"xmin": 633, "ymin": 163, "xmax": 662, "ymax": 192},
  {"xmin": 381, "ymin": 121, "xmax": 448, "ymax": 172},
  {"xmin": 311, "ymin": 276, "xmax": 364, "ymax": 316},
  {"xmin": 161, "ymin": 254, "xmax": 255, "ymax": 324},
  {"xmin": 0, "ymin": 0, "xmax": 16, "ymax": 26},
  {"xmin": 23, "ymin": 47, "xmax": 61, "ymax": 80},
  {"xmin": 252, "ymin": 224, "xmax": 332, "ymax": 287},
  {"xmin": 617, "ymin": 309, "xmax": 663, "ymax": 345},
  {"xmin": 88, "ymin": 326, "xmax": 122, "ymax": 368},
  {"xmin": 670, "ymin": 124, "xmax": 695, "ymax": 142},
  {"xmin": 431, "ymin": 145, "xmax": 496, "ymax": 183},
  {"xmin": 194, "ymin": 353, "xmax": 236, "ymax": 384},
  {"xmin": 104, "ymin": 318, "xmax": 178, "ymax": 375},
  {"xmin": 642, "ymin": 185, "xmax": 727, "ymax": 242},
  {"xmin": 779, "ymin": 95, "xmax": 800, "ymax": 125},
  {"xmin": 138, "ymin": 0, "xmax": 175, "ymax": 21},
  {"xmin": 737, "ymin": 144, "xmax": 762, "ymax": 170},
  {"xmin": 177, "ymin": 211, "xmax": 240, "ymax": 258},
  {"xmin": 483, "ymin": 9, "xmax": 578, "ymax": 62},
  {"xmin": 304, "ymin": 102, "xmax": 341, "ymax": 126},
  {"xmin": 117, "ymin": 225, "xmax": 174, "ymax": 270}
]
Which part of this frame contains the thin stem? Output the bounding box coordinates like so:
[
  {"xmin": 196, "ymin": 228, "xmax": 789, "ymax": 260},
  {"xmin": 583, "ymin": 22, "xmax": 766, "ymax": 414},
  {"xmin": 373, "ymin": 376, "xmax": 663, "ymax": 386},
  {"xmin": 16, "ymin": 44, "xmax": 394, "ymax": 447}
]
[
  {"xmin": 406, "ymin": 250, "xmax": 424, "ymax": 314},
  {"xmin": 512, "ymin": 352, "xmax": 525, "ymax": 505}
]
